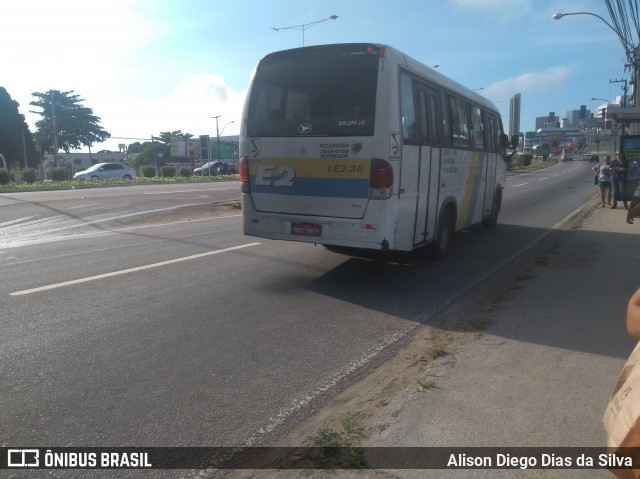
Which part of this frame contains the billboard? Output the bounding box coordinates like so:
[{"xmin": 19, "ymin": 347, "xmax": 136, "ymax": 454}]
[
  {"xmin": 211, "ymin": 141, "xmax": 238, "ymax": 160},
  {"xmin": 170, "ymin": 139, "xmax": 201, "ymax": 159}
]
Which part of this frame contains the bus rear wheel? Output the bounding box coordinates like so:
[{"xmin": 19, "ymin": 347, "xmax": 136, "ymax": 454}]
[
  {"xmin": 431, "ymin": 207, "xmax": 454, "ymax": 260},
  {"xmin": 481, "ymin": 191, "xmax": 501, "ymax": 229}
]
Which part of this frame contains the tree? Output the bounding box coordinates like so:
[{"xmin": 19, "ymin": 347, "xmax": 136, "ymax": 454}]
[
  {"xmin": 130, "ymin": 141, "xmax": 170, "ymax": 169},
  {"xmin": 156, "ymin": 131, "xmax": 193, "ymax": 144},
  {"xmin": 30, "ymin": 90, "xmax": 111, "ymax": 164},
  {"xmin": 127, "ymin": 142, "xmax": 143, "ymax": 154},
  {"xmin": 0, "ymin": 87, "xmax": 38, "ymax": 169},
  {"xmin": 128, "ymin": 131, "xmax": 194, "ymax": 167}
]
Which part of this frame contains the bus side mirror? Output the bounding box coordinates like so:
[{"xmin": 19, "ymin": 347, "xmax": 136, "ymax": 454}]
[{"xmin": 499, "ymin": 133, "xmax": 510, "ymax": 149}]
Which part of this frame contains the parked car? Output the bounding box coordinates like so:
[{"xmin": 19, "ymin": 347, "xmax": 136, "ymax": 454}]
[
  {"xmin": 193, "ymin": 161, "xmax": 237, "ymax": 176},
  {"xmin": 73, "ymin": 162, "xmax": 135, "ymax": 180},
  {"xmin": 588, "ymin": 154, "xmax": 599, "ymax": 163}
]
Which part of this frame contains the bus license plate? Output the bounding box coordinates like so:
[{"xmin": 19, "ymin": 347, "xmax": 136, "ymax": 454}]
[{"xmin": 291, "ymin": 223, "xmax": 322, "ymax": 236}]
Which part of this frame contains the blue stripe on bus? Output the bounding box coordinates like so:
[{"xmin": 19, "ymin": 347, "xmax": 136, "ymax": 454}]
[{"xmin": 250, "ymin": 177, "xmax": 369, "ymax": 198}]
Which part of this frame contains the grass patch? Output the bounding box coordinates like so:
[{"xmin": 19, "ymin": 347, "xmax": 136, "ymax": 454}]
[
  {"xmin": 466, "ymin": 318, "xmax": 494, "ymax": 331},
  {"xmin": 417, "ymin": 378, "xmax": 437, "ymax": 392},
  {"xmin": 424, "ymin": 345, "xmax": 447, "ymax": 359},
  {"xmin": 0, "ymin": 174, "xmax": 239, "ymax": 192},
  {"xmin": 341, "ymin": 413, "xmax": 365, "ymax": 436},
  {"xmin": 534, "ymin": 256, "xmax": 550, "ymax": 267},
  {"xmin": 492, "ymin": 291, "xmax": 510, "ymax": 304},
  {"xmin": 515, "ymin": 273, "xmax": 537, "ymax": 281},
  {"xmin": 570, "ymin": 203, "xmax": 598, "ymax": 230},
  {"xmin": 307, "ymin": 423, "xmax": 366, "ymax": 468},
  {"xmin": 309, "ymin": 428, "xmax": 341, "ymax": 448},
  {"xmin": 508, "ymin": 158, "xmax": 558, "ymax": 174}
]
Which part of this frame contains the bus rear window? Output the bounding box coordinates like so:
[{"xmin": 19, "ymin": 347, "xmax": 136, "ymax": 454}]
[{"xmin": 247, "ymin": 46, "xmax": 379, "ymax": 137}]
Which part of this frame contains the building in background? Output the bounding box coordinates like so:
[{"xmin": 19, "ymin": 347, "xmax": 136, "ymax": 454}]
[
  {"xmin": 535, "ymin": 112, "xmax": 560, "ymax": 130},
  {"xmin": 509, "ymin": 93, "xmax": 521, "ymax": 139},
  {"xmin": 565, "ymin": 105, "xmax": 590, "ymax": 129}
]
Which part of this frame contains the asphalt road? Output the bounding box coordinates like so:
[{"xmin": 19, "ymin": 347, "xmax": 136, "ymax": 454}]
[{"xmin": 1, "ymin": 162, "xmax": 600, "ymax": 475}]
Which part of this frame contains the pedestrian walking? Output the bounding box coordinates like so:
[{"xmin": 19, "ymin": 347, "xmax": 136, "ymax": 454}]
[
  {"xmin": 594, "ymin": 155, "xmax": 612, "ymax": 208},
  {"xmin": 627, "ymin": 184, "xmax": 640, "ymax": 224},
  {"xmin": 610, "ymin": 151, "xmax": 629, "ymax": 209}
]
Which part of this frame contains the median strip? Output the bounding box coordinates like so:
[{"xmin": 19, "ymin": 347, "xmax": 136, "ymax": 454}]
[{"xmin": 10, "ymin": 242, "xmax": 261, "ymax": 296}]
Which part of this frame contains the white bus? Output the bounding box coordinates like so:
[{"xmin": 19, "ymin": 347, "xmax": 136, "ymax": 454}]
[{"xmin": 239, "ymin": 43, "xmax": 514, "ymax": 258}]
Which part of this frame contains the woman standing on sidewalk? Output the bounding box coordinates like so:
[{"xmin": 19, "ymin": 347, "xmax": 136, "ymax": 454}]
[
  {"xmin": 594, "ymin": 155, "xmax": 613, "ymax": 208},
  {"xmin": 610, "ymin": 151, "xmax": 629, "ymax": 209}
]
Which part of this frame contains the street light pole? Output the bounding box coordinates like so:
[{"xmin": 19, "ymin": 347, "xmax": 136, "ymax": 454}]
[
  {"xmin": 271, "ymin": 15, "xmax": 338, "ymax": 46},
  {"xmin": 220, "ymin": 121, "xmax": 234, "ymax": 136},
  {"xmin": 552, "ymin": 12, "xmax": 635, "ymax": 55},
  {"xmin": 554, "ymin": 10, "xmax": 639, "ymax": 134}
]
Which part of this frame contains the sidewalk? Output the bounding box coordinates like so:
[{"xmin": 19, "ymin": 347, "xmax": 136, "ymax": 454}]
[{"xmin": 358, "ymin": 200, "xmax": 640, "ymax": 478}]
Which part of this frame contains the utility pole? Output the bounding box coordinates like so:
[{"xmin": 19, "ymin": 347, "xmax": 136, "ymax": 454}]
[
  {"xmin": 610, "ymin": 78, "xmax": 628, "ymax": 107},
  {"xmin": 610, "ymin": 78, "xmax": 629, "ymax": 135},
  {"xmin": 51, "ymin": 91, "xmax": 59, "ymax": 167},
  {"xmin": 212, "ymin": 115, "xmax": 221, "ymax": 161}
]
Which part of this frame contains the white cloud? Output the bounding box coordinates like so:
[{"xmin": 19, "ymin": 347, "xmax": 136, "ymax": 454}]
[
  {"xmin": 483, "ymin": 66, "xmax": 573, "ymax": 99},
  {"xmin": 91, "ymin": 73, "xmax": 247, "ymax": 150},
  {"xmin": 448, "ymin": 0, "xmax": 533, "ymax": 21}
]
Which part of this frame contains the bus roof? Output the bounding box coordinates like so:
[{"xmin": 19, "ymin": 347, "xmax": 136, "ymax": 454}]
[{"xmin": 257, "ymin": 43, "xmax": 500, "ymax": 114}]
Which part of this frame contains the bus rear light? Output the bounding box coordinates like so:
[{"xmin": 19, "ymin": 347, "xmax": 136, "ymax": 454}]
[
  {"xmin": 369, "ymin": 158, "xmax": 393, "ymax": 199},
  {"xmin": 239, "ymin": 156, "xmax": 250, "ymax": 193},
  {"xmin": 239, "ymin": 156, "xmax": 249, "ymax": 183}
]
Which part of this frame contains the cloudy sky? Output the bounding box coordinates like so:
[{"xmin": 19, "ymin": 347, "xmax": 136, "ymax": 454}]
[{"xmin": 1, "ymin": 0, "xmax": 631, "ymax": 151}]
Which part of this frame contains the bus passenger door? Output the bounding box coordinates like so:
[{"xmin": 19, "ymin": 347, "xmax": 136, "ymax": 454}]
[
  {"xmin": 413, "ymin": 84, "xmax": 441, "ymax": 246},
  {"xmin": 482, "ymin": 115, "xmax": 499, "ymax": 215}
]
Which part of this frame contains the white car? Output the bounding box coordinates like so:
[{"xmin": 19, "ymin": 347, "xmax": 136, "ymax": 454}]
[{"xmin": 73, "ymin": 162, "xmax": 135, "ymax": 180}]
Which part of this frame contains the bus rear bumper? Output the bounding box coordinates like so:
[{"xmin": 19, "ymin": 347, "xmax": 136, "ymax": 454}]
[{"xmin": 242, "ymin": 196, "xmax": 391, "ymax": 250}]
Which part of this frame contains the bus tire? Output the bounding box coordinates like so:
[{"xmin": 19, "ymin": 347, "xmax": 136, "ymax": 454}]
[
  {"xmin": 431, "ymin": 206, "xmax": 454, "ymax": 260},
  {"xmin": 481, "ymin": 190, "xmax": 501, "ymax": 229}
]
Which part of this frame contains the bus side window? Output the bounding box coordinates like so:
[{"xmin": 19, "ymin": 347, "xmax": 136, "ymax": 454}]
[
  {"xmin": 418, "ymin": 86, "xmax": 440, "ymax": 146},
  {"xmin": 487, "ymin": 114, "xmax": 500, "ymax": 152},
  {"xmin": 488, "ymin": 114, "xmax": 494, "ymax": 151},
  {"xmin": 400, "ymin": 74, "xmax": 418, "ymax": 144},
  {"xmin": 449, "ymin": 96, "xmax": 470, "ymax": 148},
  {"xmin": 471, "ymin": 105, "xmax": 484, "ymax": 150},
  {"xmin": 440, "ymin": 91, "xmax": 451, "ymax": 146}
]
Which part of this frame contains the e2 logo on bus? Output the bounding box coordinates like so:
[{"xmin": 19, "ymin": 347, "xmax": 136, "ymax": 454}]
[{"xmin": 255, "ymin": 164, "xmax": 296, "ymax": 187}]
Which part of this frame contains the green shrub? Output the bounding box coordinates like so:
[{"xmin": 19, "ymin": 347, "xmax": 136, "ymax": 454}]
[
  {"xmin": 160, "ymin": 166, "xmax": 176, "ymax": 178},
  {"xmin": 0, "ymin": 168, "xmax": 9, "ymax": 185},
  {"xmin": 22, "ymin": 168, "xmax": 37, "ymax": 184},
  {"xmin": 141, "ymin": 166, "xmax": 156, "ymax": 178},
  {"xmin": 179, "ymin": 167, "xmax": 192, "ymax": 177},
  {"xmin": 522, "ymin": 154, "xmax": 532, "ymax": 166},
  {"xmin": 51, "ymin": 167, "xmax": 68, "ymax": 181}
]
